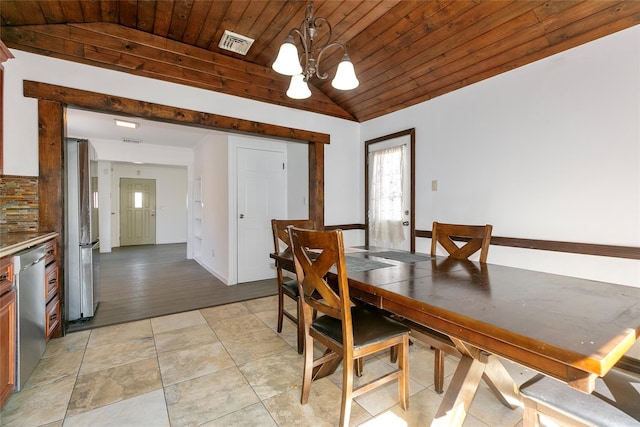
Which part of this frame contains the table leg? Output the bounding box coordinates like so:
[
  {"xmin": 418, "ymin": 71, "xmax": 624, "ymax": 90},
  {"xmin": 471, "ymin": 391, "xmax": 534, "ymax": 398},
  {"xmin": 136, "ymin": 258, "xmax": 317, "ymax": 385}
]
[
  {"xmin": 431, "ymin": 355, "xmax": 485, "ymax": 427},
  {"xmin": 481, "ymin": 354, "xmax": 520, "ymax": 409}
]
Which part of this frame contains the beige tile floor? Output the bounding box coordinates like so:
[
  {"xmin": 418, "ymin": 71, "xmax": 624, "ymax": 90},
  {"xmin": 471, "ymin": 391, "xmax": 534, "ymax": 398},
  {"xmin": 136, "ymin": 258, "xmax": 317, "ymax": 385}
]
[{"xmin": 0, "ymin": 295, "xmax": 542, "ymax": 427}]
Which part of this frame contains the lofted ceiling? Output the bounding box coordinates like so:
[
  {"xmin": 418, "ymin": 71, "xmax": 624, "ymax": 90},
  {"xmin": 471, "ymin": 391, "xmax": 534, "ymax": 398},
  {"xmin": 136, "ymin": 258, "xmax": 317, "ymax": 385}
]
[{"xmin": 2, "ymin": 1, "xmax": 640, "ymax": 122}]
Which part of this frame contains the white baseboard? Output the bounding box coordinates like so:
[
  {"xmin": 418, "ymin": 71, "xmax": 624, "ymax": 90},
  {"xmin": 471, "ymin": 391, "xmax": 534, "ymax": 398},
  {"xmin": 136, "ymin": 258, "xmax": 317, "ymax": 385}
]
[{"xmin": 193, "ymin": 257, "xmax": 230, "ymax": 285}]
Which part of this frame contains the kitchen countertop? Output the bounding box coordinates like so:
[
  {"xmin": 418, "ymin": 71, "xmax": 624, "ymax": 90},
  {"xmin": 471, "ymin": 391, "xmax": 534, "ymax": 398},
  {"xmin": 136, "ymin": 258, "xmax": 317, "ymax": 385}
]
[{"xmin": 0, "ymin": 232, "xmax": 59, "ymax": 258}]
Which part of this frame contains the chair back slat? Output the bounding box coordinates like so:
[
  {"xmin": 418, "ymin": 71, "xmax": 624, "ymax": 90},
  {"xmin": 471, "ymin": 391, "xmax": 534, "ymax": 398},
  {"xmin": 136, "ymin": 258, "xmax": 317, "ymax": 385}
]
[
  {"xmin": 289, "ymin": 226, "xmax": 351, "ymax": 323},
  {"xmin": 431, "ymin": 222, "xmax": 493, "ymax": 263},
  {"xmin": 271, "ymin": 219, "xmax": 316, "ymax": 254}
]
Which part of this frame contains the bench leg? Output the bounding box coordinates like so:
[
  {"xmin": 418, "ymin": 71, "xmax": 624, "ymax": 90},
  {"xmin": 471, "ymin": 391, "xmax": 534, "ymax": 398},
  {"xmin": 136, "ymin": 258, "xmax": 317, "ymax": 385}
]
[{"xmin": 522, "ymin": 398, "xmax": 541, "ymax": 427}]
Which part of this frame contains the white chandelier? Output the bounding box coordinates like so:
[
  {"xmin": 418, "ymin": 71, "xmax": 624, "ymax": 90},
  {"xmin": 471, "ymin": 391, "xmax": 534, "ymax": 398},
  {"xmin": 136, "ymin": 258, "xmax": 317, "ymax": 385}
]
[{"xmin": 272, "ymin": 0, "xmax": 359, "ymax": 99}]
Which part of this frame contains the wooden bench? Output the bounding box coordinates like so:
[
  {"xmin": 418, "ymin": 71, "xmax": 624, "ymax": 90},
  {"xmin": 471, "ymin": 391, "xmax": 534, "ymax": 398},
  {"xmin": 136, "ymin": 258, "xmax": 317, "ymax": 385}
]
[{"xmin": 519, "ymin": 368, "xmax": 640, "ymax": 427}]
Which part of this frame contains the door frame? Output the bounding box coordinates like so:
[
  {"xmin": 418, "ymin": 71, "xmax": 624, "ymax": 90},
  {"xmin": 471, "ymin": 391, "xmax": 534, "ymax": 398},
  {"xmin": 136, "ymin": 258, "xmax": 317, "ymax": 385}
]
[
  {"xmin": 27, "ymin": 81, "xmax": 328, "ymax": 336},
  {"xmin": 27, "ymin": 80, "xmax": 328, "ymax": 237},
  {"xmin": 364, "ymin": 128, "xmax": 416, "ymax": 252}
]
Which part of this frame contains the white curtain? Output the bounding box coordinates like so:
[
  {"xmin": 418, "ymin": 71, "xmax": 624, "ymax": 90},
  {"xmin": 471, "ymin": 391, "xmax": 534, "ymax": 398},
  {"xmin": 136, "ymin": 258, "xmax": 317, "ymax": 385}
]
[{"xmin": 370, "ymin": 145, "xmax": 405, "ymax": 246}]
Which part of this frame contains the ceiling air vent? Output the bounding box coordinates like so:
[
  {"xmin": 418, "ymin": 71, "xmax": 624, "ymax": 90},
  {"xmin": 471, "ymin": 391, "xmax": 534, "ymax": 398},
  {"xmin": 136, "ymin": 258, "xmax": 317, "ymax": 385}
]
[
  {"xmin": 218, "ymin": 30, "xmax": 254, "ymax": 55},
  {"xmin": 122, "ymin": 137, "xmax": 142, "ymax": 144}
]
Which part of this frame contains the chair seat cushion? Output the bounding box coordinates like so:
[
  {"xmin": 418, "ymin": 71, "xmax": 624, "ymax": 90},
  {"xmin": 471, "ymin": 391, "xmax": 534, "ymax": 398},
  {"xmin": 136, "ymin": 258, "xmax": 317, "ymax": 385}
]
[
  {"xmin": 311, "ymin": 306, "xmax": 409, "ymax": 350},
  {"xmin": 520, "ymin": 370, "xmax": 640, "ymax": 426},
  {"xmin": 282, "ymin": 278, "xmax": 299, "ymax": 298}
]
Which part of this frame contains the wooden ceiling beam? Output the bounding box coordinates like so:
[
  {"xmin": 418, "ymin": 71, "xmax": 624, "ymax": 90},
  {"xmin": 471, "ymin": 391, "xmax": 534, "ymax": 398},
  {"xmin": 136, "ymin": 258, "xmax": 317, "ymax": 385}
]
[
  {"xmin": 23, "ymin": 80, "xmax": 331, "ymax": 144},
  {"xmin": 2, "ymin": 23, "xmax": 355, "ymax": 120}
]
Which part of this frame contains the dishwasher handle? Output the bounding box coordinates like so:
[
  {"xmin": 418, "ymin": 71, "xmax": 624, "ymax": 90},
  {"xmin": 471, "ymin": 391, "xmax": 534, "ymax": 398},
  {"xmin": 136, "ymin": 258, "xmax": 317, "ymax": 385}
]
[
  {"xmin": 14, "ymin": 246, "xmax": 47, "ymax": 272},
  {"xmin": 20, "ymin": 255, "xmax": 45, "ymax": 271},
  {"xmin": 28, "ymin": 255, "xmax": 46, "ymax": 267}
]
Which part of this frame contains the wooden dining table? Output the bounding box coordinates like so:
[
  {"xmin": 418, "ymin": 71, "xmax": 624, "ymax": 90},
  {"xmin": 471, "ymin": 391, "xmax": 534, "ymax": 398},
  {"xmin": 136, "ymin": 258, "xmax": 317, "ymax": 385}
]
[{"xmin": 271, "ymin": 246, "xmax": 640, "ymax": 426}]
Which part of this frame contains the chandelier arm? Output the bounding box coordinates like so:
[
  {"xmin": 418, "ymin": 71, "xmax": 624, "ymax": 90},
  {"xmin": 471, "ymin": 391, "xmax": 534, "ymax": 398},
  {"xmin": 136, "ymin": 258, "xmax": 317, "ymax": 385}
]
[
  {"xmin": 312, "ymin": 17, "xmax": 333, "ymax": 45},
  {"xmin": 315, "ymin": 42, "xmax": 347, "ymax": 80},
  {"xmin": 288, "ymin": 28, "xmax": 311, "ymax": 79}
]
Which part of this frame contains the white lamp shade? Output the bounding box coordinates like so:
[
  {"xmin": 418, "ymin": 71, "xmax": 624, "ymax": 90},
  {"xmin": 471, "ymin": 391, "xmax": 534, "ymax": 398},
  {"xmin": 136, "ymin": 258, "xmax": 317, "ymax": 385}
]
[
  {"xmin": 331, "ymin": 54, "xmax": 359, "ymax": 90},
  {"xmin": 272, "ymin": 36, "xmax": 303, "ymax": 76},
  {"xmin": 286, "ymin": 75, "xmax": 311, "ymax": 99}
]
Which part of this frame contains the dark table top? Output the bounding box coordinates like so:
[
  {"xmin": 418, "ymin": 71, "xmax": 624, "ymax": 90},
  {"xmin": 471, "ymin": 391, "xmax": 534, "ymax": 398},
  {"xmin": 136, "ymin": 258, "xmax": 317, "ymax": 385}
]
[{"xmin": 272, "ymin": 247, "xmax": 640, "ymax": 386}]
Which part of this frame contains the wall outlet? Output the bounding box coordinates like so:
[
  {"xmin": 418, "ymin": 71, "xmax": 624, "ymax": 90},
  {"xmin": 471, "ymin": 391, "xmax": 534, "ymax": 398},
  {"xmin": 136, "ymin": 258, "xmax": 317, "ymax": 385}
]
[{"xmin": 432, "ymin": 180, "xmax": 438, "ymax": 191}]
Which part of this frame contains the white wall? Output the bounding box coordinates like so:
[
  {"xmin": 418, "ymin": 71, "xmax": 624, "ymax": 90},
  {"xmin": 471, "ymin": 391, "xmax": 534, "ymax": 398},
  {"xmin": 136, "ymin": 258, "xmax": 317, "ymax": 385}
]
[
  {"xmin": 192, "ymin": 133, "xmax": 230, "ymax": 283},
  {"xmin": 362, "ymin": 25, "xmax": 640, "ymax": 287},
  {"xmin": 91, "ymin": 137, "xmax": 194, "ymax": 167}
]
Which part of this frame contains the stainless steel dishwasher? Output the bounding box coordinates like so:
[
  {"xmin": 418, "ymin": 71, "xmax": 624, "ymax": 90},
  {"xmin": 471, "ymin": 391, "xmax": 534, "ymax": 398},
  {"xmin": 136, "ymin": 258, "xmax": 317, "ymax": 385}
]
[{"xmin": 13, "ymin": 245, "xmax": 46, "ymax": 391}]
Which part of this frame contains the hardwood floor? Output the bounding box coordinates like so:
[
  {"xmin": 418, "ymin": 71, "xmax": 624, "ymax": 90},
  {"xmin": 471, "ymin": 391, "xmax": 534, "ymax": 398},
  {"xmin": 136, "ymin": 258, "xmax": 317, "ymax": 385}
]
[{"xmin": 66, "ymin": 243, "xmax": 277, "ymax": 332}]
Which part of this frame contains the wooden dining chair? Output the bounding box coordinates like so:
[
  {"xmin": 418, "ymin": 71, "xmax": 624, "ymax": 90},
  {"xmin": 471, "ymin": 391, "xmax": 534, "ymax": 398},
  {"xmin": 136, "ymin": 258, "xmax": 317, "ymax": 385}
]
[
  {"xmin": 519, "ymin": 369, "xmax": 640, "ymax": 427},
  {"xmin": 289, "ymin": 226, "xmax": 410, "ymax": 427},
  {"xmin": 271, "ymin": 219, "xmax": 316, "ymax": 354},
  {"xmin": 393, "ymin": 221, "xmax": 493, "ymax": 393},
  {"xmin": 431, "ymin": 221, "xmax": 493, "ymax": 263}
]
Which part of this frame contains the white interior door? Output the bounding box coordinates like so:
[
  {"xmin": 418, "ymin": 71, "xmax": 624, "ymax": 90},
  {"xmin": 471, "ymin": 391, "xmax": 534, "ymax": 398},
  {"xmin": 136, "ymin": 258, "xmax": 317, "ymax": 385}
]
[
  {"xmin": 367, "ymin": 134, "xmax": 412, "ymax": 251},
  {"xmin": 237, "ymin": 147, "xmax": 286, "ymax": 282}
]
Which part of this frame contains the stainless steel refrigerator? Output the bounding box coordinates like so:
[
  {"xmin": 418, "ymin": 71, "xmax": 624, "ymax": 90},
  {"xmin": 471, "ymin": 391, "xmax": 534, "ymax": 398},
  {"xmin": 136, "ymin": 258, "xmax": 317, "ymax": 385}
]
[{"xmin": 65, "ymin": 138, "xmax": 100, "ymax": 321}]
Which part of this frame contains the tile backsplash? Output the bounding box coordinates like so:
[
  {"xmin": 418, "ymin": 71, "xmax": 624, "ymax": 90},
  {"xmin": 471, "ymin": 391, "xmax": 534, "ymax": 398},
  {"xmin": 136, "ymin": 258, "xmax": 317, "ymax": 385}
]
[{"xmin": 0, "ymin": 175, "xmax": 39, "ymax": 232}]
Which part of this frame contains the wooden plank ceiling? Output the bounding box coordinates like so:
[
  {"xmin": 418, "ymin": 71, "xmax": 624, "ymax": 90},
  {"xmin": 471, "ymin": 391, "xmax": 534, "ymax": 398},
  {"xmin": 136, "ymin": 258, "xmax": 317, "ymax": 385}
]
[{"xmin": 2, "ymin": 1, "xmax": 640, "ymax": 122}]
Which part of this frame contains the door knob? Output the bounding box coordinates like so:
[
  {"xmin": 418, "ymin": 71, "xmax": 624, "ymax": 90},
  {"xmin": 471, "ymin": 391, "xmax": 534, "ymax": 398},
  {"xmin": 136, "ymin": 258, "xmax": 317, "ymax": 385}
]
[{"xmin": 240, "ymin": 214, "xmax": 245, "ymax": 219}]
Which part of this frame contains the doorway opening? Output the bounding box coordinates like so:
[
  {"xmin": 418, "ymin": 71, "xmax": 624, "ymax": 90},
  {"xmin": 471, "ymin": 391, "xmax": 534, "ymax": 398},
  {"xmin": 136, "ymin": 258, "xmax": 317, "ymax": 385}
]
[
  {"xmin": 29, "ymin": 81, "xmax": 329, "ymax": 334},
  {"xmin": 365, "ymin": 129, "xmax": 416, "ymax": 252}
]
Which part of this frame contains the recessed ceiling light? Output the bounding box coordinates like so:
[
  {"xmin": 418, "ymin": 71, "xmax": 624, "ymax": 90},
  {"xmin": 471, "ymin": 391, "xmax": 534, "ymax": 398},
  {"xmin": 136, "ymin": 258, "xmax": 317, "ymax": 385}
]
[{"xmin": 115, "ymin": 119, "xmax": 139, "ymax": 129}]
